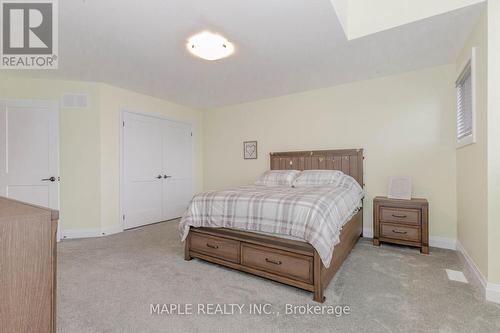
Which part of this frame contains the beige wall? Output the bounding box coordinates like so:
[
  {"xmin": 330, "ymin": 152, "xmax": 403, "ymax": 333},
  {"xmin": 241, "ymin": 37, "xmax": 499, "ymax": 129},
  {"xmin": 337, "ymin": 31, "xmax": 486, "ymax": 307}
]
[
  {"xmin": 487, "ymin": 0, "xmax": 500, "ymax": 285},
  {"xmin": 335, "ymin": 0, "xmax": 485, "ymax": 39},
  {"xmin": 0, "ymin": 74, "xmax": 102, "ymax": 230},
  {"xmin": 0, "ymin": 74, "xmax": 203, "ymax": 233},
  {"xmin": 455, "ymin": 10, "xmax": 489, "ymax": 277},
  {"xmin": 453, "ymin": 2, "xmax": 500, "ymax": 291},
  {"xmin": 99, "ymin": 84, "xmax": 204, "ymax": 230},
  {"xmin": 204, "ymin": 65, "xmax": 458, "ymax": 240},
  {"xmin": 455, "ymin": 3, "xmax": 500, "ymax": 290}
]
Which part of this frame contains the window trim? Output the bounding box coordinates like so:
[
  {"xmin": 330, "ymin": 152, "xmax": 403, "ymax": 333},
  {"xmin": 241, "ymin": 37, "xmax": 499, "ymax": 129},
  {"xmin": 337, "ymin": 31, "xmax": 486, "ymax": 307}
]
[{"xmin": 456, "ymin": 47, "xmax": 477, "ymax": 148}]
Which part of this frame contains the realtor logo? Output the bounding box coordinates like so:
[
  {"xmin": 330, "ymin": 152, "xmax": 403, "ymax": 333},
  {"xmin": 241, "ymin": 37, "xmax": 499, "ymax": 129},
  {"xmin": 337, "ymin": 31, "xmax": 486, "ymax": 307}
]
[{"xmin": 1, "ymin": 0, "xmax": 58, "ymax": 69}]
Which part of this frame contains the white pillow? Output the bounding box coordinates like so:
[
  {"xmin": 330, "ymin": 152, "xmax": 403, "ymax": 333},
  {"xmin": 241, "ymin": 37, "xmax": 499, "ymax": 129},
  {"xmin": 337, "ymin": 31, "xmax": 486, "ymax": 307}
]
[
  {"xmin": 292, "ymin": 170, "xmax": 345, "ymax": 187},
  {"xmin": 254, "ymin": 170, "xmax": 301, "ymax": 187}
]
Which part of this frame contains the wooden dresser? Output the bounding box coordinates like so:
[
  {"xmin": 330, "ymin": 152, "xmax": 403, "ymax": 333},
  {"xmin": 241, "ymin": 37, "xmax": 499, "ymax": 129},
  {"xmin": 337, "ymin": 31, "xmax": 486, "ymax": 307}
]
[
  {"xmin": 0, "ymin": 197, "xmax": 58, "ymax": 333},
  {"xmin": 373, "ymin": 196, "xmax": 429, "ymax": 254}
]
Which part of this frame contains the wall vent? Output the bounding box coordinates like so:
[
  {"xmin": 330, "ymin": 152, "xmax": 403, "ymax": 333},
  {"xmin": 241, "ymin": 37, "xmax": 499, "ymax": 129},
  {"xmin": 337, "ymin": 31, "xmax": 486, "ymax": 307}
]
[{"xmin": 61, "ymin": 94, "xmax": 89, "ymax": 108}]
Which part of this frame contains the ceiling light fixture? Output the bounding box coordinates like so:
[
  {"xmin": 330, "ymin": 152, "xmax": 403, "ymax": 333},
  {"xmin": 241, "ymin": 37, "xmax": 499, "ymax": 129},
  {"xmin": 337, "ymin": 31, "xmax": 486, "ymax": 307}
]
[{"xmin": 186, "ymin": 31, "xmax": 234, "ymax": 61}]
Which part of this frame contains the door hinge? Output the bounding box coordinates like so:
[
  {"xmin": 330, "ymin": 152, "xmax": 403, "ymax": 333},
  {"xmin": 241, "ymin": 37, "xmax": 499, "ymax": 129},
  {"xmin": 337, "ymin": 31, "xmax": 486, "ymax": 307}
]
[
  {"xmin": 122, "ymin": 121, "xmax": 125, "ymax": 127},
  {"xmin": 190, "ymin": 132, "xmax": 193, "ymax": 137},
  {"xmin": 122, "ymin": 214, "xmax": 125, "ymax": 220}
]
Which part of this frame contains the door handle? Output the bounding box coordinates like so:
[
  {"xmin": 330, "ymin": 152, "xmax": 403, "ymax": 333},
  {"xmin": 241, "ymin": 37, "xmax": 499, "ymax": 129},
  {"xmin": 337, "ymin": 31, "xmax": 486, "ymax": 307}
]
[
  {"xmin": 156, "ymin": 175, "xmax": 162, "ymax": 179},
  {"xmin": 41, "ymin": 176, "xmax": 56, "ymax": 182},
  {"xmin": 163, "ymin": 175, "xmax": 172, "ymax": 179}
]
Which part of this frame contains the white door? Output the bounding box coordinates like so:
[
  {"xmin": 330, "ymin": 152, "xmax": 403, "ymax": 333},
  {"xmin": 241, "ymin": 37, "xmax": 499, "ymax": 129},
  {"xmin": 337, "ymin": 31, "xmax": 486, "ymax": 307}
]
[
  {"xmin": 162, "ymin": 120, "xmax": 193, "ymax": 220},
  {"xmin": 122, "ymin": 112, "xmax": 193, "ymax": 229},
  {"xmin": 0, "ymin": 100, "xmax": 59, "ymax": 210},
  {"xmin": 122, "ymin": 112, "xmax": 164, "ymax": 229}
]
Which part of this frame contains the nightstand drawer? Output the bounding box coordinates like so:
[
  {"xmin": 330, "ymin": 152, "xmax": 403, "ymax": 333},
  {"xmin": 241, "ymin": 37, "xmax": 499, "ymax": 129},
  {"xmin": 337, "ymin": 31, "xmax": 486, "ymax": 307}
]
[
  {"xmin": 380, "ymin": 224, "xmax": 421, "ymax": 242},
  {"xmin": 380, "ymin": 207, "xmax": 420, "ymax": 225}
]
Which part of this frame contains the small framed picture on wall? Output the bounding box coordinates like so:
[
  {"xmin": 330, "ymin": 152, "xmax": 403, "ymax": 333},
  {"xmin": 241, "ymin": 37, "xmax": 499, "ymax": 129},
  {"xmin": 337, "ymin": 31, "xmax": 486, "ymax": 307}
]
[
  {"xmin": 388, "ymin": 176, "xmax": 412, "ymax": 200},
  {"xmin": 243, "ymin": 141, "xmax": 258, "ymax": 159}
]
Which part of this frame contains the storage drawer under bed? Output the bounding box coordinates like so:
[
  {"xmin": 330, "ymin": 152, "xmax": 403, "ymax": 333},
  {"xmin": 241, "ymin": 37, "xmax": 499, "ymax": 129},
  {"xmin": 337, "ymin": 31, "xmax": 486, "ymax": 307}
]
[
  {"xmin": 189, "ymin": 232, "xmax": 240, "ymax": 263},
  {"xmin": 240, "ymin": 243, "xmax": 313, "ymax": 283}
]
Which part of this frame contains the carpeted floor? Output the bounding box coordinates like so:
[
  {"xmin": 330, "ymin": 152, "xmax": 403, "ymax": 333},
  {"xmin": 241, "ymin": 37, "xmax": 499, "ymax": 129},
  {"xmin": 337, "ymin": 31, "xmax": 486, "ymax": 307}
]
[{"xmin": 58, "ymin": 220, "xmax": 500, "ymax": 333}]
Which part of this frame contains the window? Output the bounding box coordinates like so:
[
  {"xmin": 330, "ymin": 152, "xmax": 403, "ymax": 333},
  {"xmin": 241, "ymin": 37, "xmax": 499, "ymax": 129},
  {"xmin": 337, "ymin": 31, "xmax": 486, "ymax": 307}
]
[{"xmin": 456, "ymin": 48, "xmax": 476, "ymax": 148}]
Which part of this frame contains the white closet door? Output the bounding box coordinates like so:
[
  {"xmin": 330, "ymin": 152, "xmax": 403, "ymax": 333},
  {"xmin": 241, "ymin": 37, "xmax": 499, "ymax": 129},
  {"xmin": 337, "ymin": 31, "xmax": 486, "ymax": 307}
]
[
  {"xmin": 0, "ymin": 100, "xmax": 59, "ymax": 210},
  {"xmin": 162, "ymin": 120, "xmax": 193, "ymax": 220},
  {"xmin": 123, "ymin": 112, "xmax": 163, "ymax": 229}
]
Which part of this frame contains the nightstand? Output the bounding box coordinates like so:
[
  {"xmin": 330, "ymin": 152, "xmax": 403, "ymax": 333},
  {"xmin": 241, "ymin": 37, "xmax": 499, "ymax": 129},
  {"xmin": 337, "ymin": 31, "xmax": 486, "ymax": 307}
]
[{"xmin": 373, "ymin": 196, "xmax": 429, "ymax": 254}]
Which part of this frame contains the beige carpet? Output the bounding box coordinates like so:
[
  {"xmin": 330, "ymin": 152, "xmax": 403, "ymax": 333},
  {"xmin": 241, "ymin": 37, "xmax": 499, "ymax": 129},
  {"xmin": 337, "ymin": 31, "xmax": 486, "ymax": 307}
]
[{"xmin": 57, "ymin": 220, "xmax": 500, "ymax": 333}]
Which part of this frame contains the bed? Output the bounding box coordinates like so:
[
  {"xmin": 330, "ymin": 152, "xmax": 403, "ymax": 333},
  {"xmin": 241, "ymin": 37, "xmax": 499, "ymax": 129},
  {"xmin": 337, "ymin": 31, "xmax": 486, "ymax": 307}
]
[{"xmin": 181, "ymin": 149, "xmax": 364, "ymax": 302}]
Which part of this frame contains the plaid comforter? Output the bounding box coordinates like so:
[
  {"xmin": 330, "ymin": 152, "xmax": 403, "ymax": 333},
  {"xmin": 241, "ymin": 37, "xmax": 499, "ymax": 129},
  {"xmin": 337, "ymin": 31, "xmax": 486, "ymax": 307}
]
[{"xmin": 179, "ymin": 176, "xmax": 364, "ymax": 267}]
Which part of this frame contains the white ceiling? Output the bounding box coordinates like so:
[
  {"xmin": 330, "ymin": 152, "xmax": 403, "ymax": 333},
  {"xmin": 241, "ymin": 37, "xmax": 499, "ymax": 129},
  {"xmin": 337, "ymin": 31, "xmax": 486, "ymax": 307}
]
[{"xmin": 20, "ymin": 0, "xmax": 484, "ymax": 109}]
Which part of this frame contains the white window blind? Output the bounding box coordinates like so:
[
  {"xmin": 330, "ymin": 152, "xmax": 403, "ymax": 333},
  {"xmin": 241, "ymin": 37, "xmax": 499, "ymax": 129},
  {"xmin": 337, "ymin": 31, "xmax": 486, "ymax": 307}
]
[{"xmin": 456, "ymin": 49, "xmax": 475, "ymax": 147}]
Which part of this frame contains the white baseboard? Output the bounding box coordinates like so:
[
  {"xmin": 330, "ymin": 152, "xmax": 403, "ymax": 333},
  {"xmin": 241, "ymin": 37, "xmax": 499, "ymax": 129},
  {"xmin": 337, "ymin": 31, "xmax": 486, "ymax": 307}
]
[
  {"xmin": 456, "ymin": 241, "xmax": 500, "ymax": 304},
  {"xmin": 101, "ymin": 224, "xmax": 123, "ymax": 236},
  {"xmin": 429, "ymin": 236, "xmax": 457, "ymax": 250},
  {"xmin": 61, "ymin": 228, "xmax": 102, "ymax": 239},
  {"xmin": 362, "ymin": 227, "xmax": 456, "ymax": 250},
  {"xmin": 456, "ymin": 241, "xmax": 487, "ymax": 289},
  {"xmin": 362, "ymin": 227, "xmax": 374, "ymax": 238},
  {"xmin": 61, "ymin": 224, "xmax": 123, "ymax": 239},
  {"xmin": 486, "ymin": 282, "xmax": 500, "ymax": 304}
]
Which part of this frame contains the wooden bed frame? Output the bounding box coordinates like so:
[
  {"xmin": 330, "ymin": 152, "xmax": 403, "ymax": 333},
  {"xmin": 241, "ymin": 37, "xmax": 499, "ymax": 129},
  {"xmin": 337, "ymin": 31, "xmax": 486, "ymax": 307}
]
[{"xmin": 184, "ymin": 149, "xmax": 364, "ymax": 302}]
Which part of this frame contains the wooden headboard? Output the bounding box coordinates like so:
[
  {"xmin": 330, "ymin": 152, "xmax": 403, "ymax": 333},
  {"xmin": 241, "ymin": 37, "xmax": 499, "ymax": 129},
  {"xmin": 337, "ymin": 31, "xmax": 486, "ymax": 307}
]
[{"xmin": 270, "ymin": 149, "xmax": 364, "ymax": 187}]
